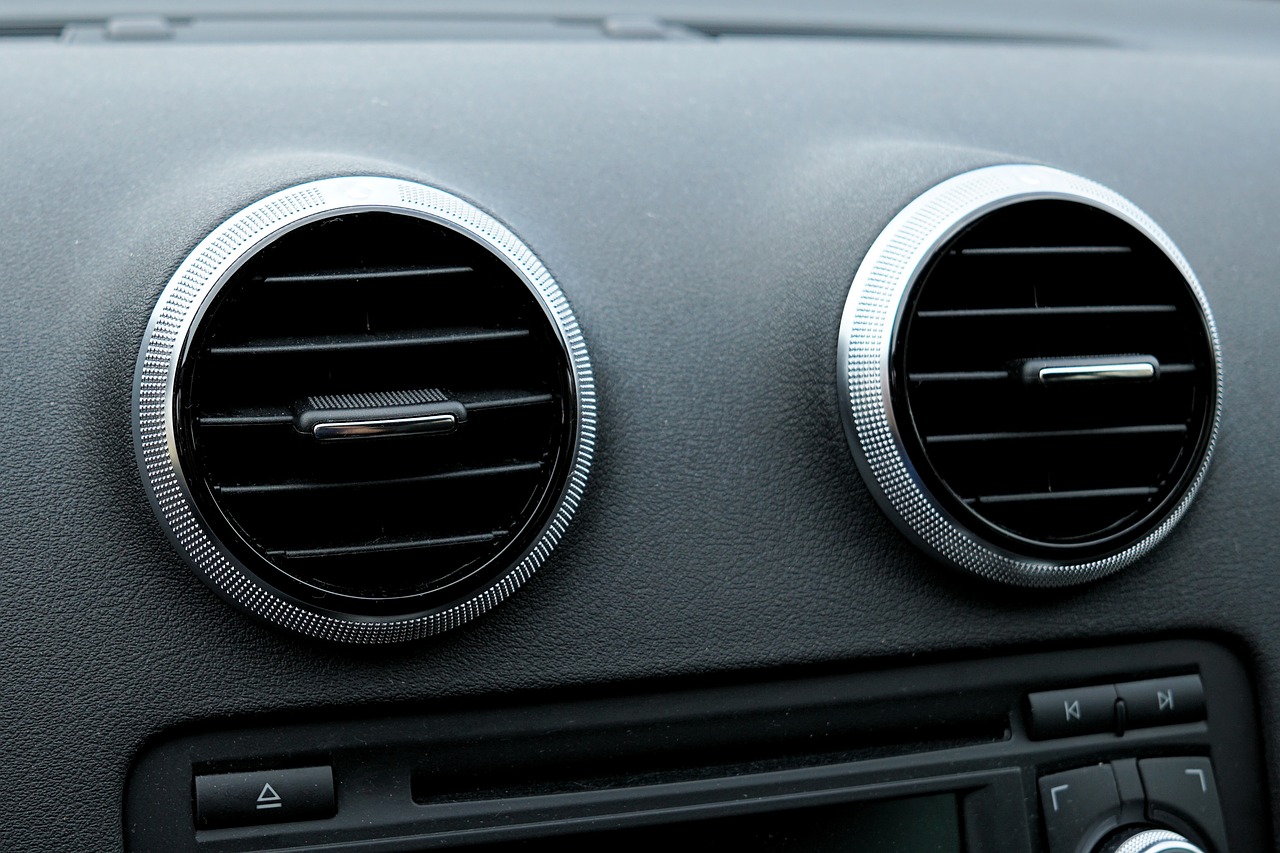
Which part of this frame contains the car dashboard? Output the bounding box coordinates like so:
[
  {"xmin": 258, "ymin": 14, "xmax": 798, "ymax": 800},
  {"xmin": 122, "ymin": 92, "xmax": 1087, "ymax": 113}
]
[{"xmin": 1, "ymin": 1, "xmax": 1279, "ymax": 851}]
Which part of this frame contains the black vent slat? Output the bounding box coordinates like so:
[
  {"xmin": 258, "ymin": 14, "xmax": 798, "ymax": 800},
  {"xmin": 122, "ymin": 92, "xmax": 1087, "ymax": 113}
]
[
  {"xmin": 908, "ymin": 381, "xmax": 1197, "ymax": 434},
  {"xmin": 0, "ymin": 25, "xmax": 65, "ymax": 38},
  {"xmin": 957, "ymin": 245, "xmax": 1132, "ymax": 256},
  {"xmin": 215, "ymin": 461, "xmax": 543, "ymax": 497},
  {"xmin": 925, "ymin": 423, "xmax": 1188, "ymax": 445},
  {"xmin": 969, "ymin": 486, "xmax": 1159, "ymax": 506},
  {"xmin": 895, "ymin": 200, "xmax": 1215, "ymax": 550},
  {"xmin": 197, "ymin": 411, "xmax": 294, "ymax": 427},
  {"xmin": 271, "ymin": 531, "xmax": 509, "ymax": 561},
  {"xmin": 461, "ymin": 390, "xmax": 556, "ymax": 411},
  {"xmin": 219, "ymin": 472, "xmax": 540, "ymax": 550},
  {"xmin": 195, "ymin": 410, "xmax": 556, "ymax": 485},
  {"xmin": 915, "ymin": 304, "xmax": 1177, "ymax": 319},
  {"xmin": 908, "ymin": 370, "xmax": 1010, "ymax": 383},
  {"xmin": 206, "ymin": 327, "xmax": 530, "ymax": 356},
  {"xmin": 903, "ymin": 316, "xmax": 1195, "ymax": 374},
  {"xmin": 263, "ymin": 266, "xmax": 473, "ymax": 284},
  {"xmin": 180, "ymin": 211, "xmax": 575, "ymax": 608}
]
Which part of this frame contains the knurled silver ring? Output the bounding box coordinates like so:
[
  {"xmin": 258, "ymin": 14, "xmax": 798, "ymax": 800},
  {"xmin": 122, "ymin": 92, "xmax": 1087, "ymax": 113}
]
[
  {"xmin": 1110, "ymin": 829, "xmax": 1205, "ymax": 853},
  {"xmin": 133, "ymin": 176, "xmax": 596, "ymax": 642},
  {"xmin": 836, "ymin": 164, "xmax": 1222, "ymax": 587}
]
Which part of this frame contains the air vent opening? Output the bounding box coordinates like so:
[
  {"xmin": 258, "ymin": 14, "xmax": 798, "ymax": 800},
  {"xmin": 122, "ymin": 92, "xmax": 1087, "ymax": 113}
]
[
  {"xmin": 892, "ymin": 199, "xmax": 1216, "ymax": 557},
  {"xmin": 839, "ymin": 165, "xmax": 1221, "ymax": 585},
  {"xmin": 177, "ymin": 211, "xmax": 577, "ymax": 613}
]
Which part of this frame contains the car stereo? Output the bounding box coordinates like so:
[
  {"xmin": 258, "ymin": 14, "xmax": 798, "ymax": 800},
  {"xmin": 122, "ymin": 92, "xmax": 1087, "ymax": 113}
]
[{"xmin": 126, "ymin": 640, "xmax": 1268, "ymax": 852}]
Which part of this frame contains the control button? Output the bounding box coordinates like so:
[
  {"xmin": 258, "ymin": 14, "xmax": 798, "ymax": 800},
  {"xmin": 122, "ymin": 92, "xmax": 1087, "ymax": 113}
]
[
  {"xmin": 1116, "ymin": 675, "xmax": 1205, "ymax": 730},
  {"xmin": 1139, "ymin": 757, "xmax": 1228, "ymax": 853},
  {"xmin": 195, "ymin": 766, "xmax": 335, "ymax": 830},
  {"xmin": 1028, "ymin": 685, "xmax": 1118, "ymax": 739},
  {"xmin": 1039, "ymin": 764, "xmax": 1122, "ymax": 853}
]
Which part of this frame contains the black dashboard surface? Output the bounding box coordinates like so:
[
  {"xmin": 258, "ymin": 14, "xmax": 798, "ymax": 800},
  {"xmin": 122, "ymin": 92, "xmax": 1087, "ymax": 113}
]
[{"xmin": 1, "ymin": 1, "xmax": 1279, "ymax": 849}]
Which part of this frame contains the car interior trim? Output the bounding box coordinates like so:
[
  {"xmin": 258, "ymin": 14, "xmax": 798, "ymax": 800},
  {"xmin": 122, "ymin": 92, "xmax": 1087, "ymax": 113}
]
[
  {"xmin": 131, "ymin": 175, "xmax": 597, "ymax": 643},
  {"xmin": 836, "ymin": 163, "xmax": 1223, "ymax": 587}
]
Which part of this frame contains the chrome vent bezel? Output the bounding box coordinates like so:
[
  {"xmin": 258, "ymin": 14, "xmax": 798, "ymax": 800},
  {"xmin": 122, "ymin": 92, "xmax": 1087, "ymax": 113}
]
[
  {"xmin": 134, "ymin": 176, "xmax": 596, "ymax": 642},
  {"xmin": 837, "ymin": 164, "xmax": 1222, "ymax": 587}
]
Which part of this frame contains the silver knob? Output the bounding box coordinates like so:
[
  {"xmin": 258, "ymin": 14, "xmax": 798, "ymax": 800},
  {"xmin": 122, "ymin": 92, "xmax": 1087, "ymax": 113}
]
[{"xmin": 1098, "ymin": 829, "xmax": 1207, "ymax": 853}]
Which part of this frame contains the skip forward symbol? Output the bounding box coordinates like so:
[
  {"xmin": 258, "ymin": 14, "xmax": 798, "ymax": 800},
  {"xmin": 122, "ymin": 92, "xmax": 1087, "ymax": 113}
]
[{"xmin": 1158, "ymin": 689, "xmax": 1175, "ymax": 712}]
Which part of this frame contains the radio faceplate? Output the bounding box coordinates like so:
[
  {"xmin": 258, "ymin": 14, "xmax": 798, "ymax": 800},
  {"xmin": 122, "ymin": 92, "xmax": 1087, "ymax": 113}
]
[{"xmin": 125, "ymin": 640, "xmax": 1268, "ymax": 852}]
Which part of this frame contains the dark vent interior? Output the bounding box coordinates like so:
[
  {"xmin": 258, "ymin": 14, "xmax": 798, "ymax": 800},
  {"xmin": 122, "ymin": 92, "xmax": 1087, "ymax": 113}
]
[
  {"xmin": 178, "ymin": 212, "xmax": 576, "ymax": 614},
  {"xmin": 893, "ymin": 200, "xmax": 1215, "ymax": 557}
]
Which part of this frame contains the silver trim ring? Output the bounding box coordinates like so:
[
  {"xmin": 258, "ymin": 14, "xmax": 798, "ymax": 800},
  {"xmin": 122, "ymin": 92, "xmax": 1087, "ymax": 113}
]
[
  {"xmin": 837, "ymin": 164, "xmax": 1222, "ymax": 587},
  {"xmin": 133, "ymin": 176, "xmax": 597, "ymax": 643},
  {"xmin": 1109, "ymin": 829, "xmax": 1204, "ymax": 853}
]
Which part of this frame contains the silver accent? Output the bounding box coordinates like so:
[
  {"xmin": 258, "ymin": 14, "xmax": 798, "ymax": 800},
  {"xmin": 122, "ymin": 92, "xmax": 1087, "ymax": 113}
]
[
  {"xmin": 1108, "ymin": 829, "xmax": 1203, "ymax": 853},
  {"xmin": 308, "ymin": 388, "xmax": 449, "ymax": 409},
  {"xmin": 312, "ymin": 413, "xmax": 458, "ymax": 440},
  {"xmin": 1038, "ymin": 361, "xmax": 1156, "ymax": 384},
  {"xmin": 133, "ymin": 176, "xmax": 597, "ymax": 643},
  {"xmin": 837, "ymin": 164, "xmax": 1222, "ymax": 587}
]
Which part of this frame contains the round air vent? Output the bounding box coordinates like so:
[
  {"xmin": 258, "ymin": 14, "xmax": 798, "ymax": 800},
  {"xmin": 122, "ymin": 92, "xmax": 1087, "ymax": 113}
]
[
  {"xmin": 134, "ymin": 176, "xmax": 595, "ymax": 642},
  {"xmin": 838, "ymin": 165, "xmax": 1221, "ymax": 586}
]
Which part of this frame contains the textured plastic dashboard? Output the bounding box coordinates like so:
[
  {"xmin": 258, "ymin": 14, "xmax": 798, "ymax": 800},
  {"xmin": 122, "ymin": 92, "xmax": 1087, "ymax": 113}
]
[{"xmin": 2, "ymin": 2, "xmax": 1280, "ymax": 850}]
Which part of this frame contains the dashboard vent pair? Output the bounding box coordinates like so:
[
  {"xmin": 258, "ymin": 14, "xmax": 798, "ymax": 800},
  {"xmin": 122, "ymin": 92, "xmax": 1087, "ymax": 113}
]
[
  {"xmin": 135, "ymin": 177, "xmax": 594, "ymax": 642},
  {"xmin": 840, "ymin": 165, "xmax": 1221, "ymax": 586},
  {"xmin": 135, "ymin": 165, "xmax": 1221, "ymax": 643}
]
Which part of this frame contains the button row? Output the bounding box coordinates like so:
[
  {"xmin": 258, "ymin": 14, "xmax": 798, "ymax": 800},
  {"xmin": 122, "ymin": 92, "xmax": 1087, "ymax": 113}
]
[
  {"xmin": 1038, "ymin": 756, "xmax": 1227, "ymax": 853},
  {"xmin": 1027, "ymin": 674, "xmax": 1205, "ymax": 740}
]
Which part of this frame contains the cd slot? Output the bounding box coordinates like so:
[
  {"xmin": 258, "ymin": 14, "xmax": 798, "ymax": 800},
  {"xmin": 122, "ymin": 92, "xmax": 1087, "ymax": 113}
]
[{"xmin": 411, "ymin": 700, "xmax": 1007, "ymax": 804}]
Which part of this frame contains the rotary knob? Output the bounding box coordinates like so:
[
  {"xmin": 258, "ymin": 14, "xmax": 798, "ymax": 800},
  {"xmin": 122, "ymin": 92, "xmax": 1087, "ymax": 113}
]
[{"xmin": 1096, "ymin": 829, "xmax": 1206, "ymax": 853}]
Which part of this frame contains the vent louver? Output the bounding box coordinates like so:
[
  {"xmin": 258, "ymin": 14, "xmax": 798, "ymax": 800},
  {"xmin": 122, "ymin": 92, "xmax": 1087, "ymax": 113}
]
[
  {"xmin": 839, "ymin": 166, "xmax": 1221, "ymax": 586},
  {"xmin": 895, "ymin": 200, "xmax": 1215, "ymax": 555},
  {"xmin": 136, "ymin": 177, "xmax": 594, "ymax": 641},
  {"xmin": 183, "ymin": 211, "xmax": 574, "ymax": 608}
]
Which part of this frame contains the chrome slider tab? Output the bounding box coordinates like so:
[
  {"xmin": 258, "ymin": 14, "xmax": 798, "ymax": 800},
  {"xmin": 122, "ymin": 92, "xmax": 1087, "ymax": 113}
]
[
  {"xmin": 1040, "ymin": 362, "xmax": 1155, "ymax": 383},
  {"xmin": 1021, "ymin": 356, "xmax": 1159, "ymax": 386},
  {"xmin": 312, "ymin": 413, "xmax": 458, "ymax": 440},
  {"xmin": 294, "ymin": 388, "xmax": 467, "ymax": 441}
]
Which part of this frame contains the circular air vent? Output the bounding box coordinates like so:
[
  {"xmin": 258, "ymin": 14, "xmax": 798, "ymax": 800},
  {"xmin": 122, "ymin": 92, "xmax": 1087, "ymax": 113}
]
[
  {"xmin": 135, "ymin": 177, "xmax": 595, "ymax": 642},
  {"xmin": 838, "ymin": 165, "xmax": 1221, "ymax": 586}
]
